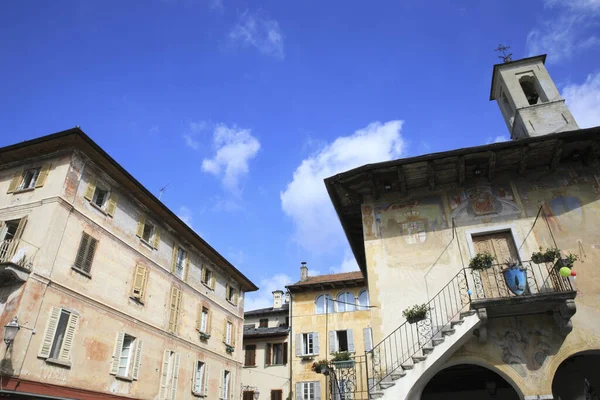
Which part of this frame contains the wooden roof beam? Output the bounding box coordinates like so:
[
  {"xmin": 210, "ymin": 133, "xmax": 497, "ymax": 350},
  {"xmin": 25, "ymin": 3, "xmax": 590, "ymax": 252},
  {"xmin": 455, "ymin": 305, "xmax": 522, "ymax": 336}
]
[
  {"xmin": 397, "ymin": 166, "xmax": 407, "ymax": 192},
  {"xmin": 458, "ymin": 156, "xmax": 465, "ymax": 185},
  {"xmin": 369, "ymin": 173, "xmax": 379, "ymax": 200},
  {"xmin": 550, "ymin": 140, "xmax": 563, "ymax": 171},
  {"xmin": 518, "ymin": 146, "xmax": 529, "ymax": 175},
  {"xmin": 334, "ymin": 180, "xmax": 363, "ymax": 204},
  {"xmin": 428, "ymin": 161, "xmax": 435, "ymax": 190},
  {"xmin": 488, "ymin": 151, "xmax": 496, "ymax": 181}
]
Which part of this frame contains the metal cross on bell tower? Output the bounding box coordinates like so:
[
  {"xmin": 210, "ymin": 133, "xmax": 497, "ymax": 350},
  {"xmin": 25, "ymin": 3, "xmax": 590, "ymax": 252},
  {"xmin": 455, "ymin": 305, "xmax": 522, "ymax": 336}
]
[{"xmin": 495, "ymin": 44, "xmax": 513, "ymax": 63}]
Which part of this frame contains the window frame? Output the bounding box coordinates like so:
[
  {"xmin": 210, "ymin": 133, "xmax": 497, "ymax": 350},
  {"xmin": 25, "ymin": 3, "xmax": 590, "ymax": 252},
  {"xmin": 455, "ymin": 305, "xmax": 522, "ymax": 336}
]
[
  {"xmin": 192, "ymin": 360, "xmax": 206, "ymax": 396},
  {"xmin": 19, "ymin": 167, "xmax": 41, "ymax": 191},
  {"xmin": 302, "ymin": 333, "xmax": 314, "ymax": 356},
  {"xmin": 226, "ymin": 284, "xmax": 238, "ymax": 305},
  {"xmin": 38, "ymin": 306, "xmax": 80, "ymax": 368},
  {"xmin": 244, "ymin": 344, "xmax": 256, "ymax": 367},
  {"xmin": 357, "ymin": 290, "xmax": 369, "ymax": 311},
  {"xmin": 201, "ymin": 265, "xmax": 215, "ymax": 290},
  {"xmin": 142, "ymin": 221, "xmax": 156, "ymax": 244},
  {"xmin": 174, "ymin": 247, "xmax": 187, "ymax": 280},
  {"xmin": 336, "ymin": 292, "xmax": 355, "ymax": 312},
  {"xmin": 259, "ymin": 318, "xmax": 269, "ymax": 328},
  {"xmin": 130, "ymin": 264, "xmax": 149, "ymax": 303},
  {"xmin": 92, "ymin": 186, "xmax": 110, "ymax": 209},
  {"xmin": 222, "ymin": 370, "xmax": 231, "ymax": 400},
  {"xmin": 225, "ymin": 321, "xmax": 233, "ymax": 345},
  {"xmin": 302, "ymin": 382, "xmax": 315, "ymax": 400}
]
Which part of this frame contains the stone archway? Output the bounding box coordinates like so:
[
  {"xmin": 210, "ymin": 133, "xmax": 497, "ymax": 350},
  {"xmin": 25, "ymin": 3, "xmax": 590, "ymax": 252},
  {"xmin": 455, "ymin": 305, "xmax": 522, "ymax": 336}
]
[
  {"xmin": 552, "ymin": 351, "xmax": 600, "ymax": 400},
  {"xmin": 421, "ymin": 364, "xmax": 520, "ymax": 400}
]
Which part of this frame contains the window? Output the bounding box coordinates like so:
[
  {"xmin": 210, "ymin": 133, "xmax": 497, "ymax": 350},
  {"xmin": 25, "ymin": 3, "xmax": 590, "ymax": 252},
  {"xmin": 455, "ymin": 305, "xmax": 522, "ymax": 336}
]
[
  {"xmin": 0, "ymin": 217, "xmax": 27, "ymax": 262},
  {"xmin": 38, "ymin": 307, "xmax": 79, "ymax": 366},
  {"xmin": 244, "ymin": 345, "xmax": 256, "ymax": 366},
  {"xmin": 225, "ymin": 321, "xmax": 233, "ymax": 345},
  {"xmin": 74, "ymin": 232, "xmax": 98, "ymax": 275},
  {"xmin": 193, "ymin": 360, "xmax": 207, "ymax": 396},
  {"xmin": 6, "ymin": 164, "xmax": 50, "ymax": 194},
  {"xmin": 336, "ymin": 292, "xmax": 355, "ymax": 312},
  {"xmin": 329, "ymin": 329, "xmax": 355, "ymax": 353},
  {"xmin": 357, "ymin": 290, "xmax": 369, "ymax": 311},
  {"xmin": 110, "ymin": 332, "xmax": 143, "ymax": 380},
  {"xmin": 259, "ymin": 318, "xmax": 268, "ymax": 328},
  {"xmin": 221, "ymin": 370, "xmax": 231, "ymax": 400},
  {"xmin": 83, "ymin": 178, "xmax": 118, "ymax": 217},
  {"xmin": 296, "ymin": 382, "xmax": 319, "ymax": 400},
  {"xmin": 168, "ymin": 286, "xmax": 183, "ymax": 334},
  {"xmin": 171, "ymin": 246, "xmax": 188, "ymax": 280},
  {"xmin": 201, "ymin": 265, "xmax": 215, "ymax": 289},
  {"xmin": 198, "ymin": 306, "xmax": 210, "ymax": 334},
  {"xmin": 519, "ymin": 76, "xmax": 544, "ymax": 105},
  {"xmin": 159, "ymin": 350, "xmax": 180, "ymax": 400},
  {"xmin": 315, "ymin": 294, "xmax": 334, "ymax": 314},
  {"xmin": 93, "ymin": 187, "xmax": 109, "ymax": 208},
  {"xmin": 136, "ymin": 215, "xmax": 160, "ymax": 248},
  {"xmin": 302, "ymin": 333, "xmax": 315, "ymax": 356},
  {"xmin": 271, "ymin": 390, "xmax": 283, "ymax": 400},
  {"xmin": 265, "ymin": 342, "xmax": 288, "ymax": 366},
  {"xmin": 131, "ymin": 264, "xmax": 149, "ymax": 302},
  {"xmin": 226, "ymin": 284, "xmax": 238, "ymax": 305}
]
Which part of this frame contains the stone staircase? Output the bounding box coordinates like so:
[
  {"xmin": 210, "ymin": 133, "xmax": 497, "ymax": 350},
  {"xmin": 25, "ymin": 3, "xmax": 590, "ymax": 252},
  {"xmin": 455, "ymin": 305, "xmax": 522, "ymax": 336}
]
[{"xmin": 369, "ymin": 310, "xmax": 481, "ymax": 400}]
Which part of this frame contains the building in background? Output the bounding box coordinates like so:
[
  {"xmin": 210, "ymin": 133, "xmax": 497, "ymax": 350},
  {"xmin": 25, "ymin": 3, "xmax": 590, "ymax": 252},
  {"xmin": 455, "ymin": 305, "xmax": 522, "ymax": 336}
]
[
  {"xmin": 286, "ymin": 263, "xmax": 372, "ymax": 400},
  {"xmin": 242, "ymin": 290, "xmax": 290, "ymax": 400},
  {"xmin": 324, "ymin": 55, "xmax": 600, "ymax": 399},
  {"xmin": 0, "ymin": 128, "xmax": 258, "ymax": 399}
]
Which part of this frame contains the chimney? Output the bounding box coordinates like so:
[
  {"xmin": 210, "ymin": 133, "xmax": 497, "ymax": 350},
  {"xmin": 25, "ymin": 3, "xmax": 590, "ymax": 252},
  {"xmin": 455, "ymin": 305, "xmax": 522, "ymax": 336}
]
[
  {"xmin": 285, "ymin": 292, "xmax": 290, "ymax": 304},
  {"xmin": 272, "ymin": 290, "xmax": 284, "ymax": 309},
  {"xmin": 300, "ymin": 262, "xmax": 308, "ymax": 282}
]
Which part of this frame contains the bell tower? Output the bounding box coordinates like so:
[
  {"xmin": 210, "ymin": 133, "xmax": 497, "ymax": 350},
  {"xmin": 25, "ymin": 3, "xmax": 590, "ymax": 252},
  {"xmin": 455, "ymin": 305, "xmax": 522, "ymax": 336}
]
[{"xmin": 490, "ymin": 54, "xmax": 579, "ymax": 139}]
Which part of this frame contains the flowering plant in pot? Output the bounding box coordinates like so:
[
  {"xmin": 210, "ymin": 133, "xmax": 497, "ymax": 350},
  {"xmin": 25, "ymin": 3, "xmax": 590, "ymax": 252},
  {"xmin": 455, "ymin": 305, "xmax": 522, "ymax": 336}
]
[
  {"xmin": 555, "ymin": 253, "xmax": 579, "ymax": 269},
  {"xmin": 469, "ymin": 252, "xmax": 495, "ymax": 270},
  {"xmin": 531, "ymin": 247, "xmax": 561, "ymax": 264},
  {"xmin": 332, "ymin": 351, "xmax": 355, "ymax": 369},
  {"xmin": 402, "ymin": 304, "xmax": 430, "ymax": 324},
  {"xmin": 311, "ymin": 359, "xmax": 329, "ymax": 374}
]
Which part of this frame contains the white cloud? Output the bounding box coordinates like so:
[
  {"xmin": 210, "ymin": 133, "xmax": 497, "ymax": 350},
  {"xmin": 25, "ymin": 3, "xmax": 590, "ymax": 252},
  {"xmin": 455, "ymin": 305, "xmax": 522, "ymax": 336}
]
[
  {"xmin": 201, "ymin": 124, "xmax": 261, "ymax": 192},
  {"xmin": 526, "ymin": 1, "xmax": 600, "ymax": 63},
  {"xmin": 182, "ymin": 121, "xmax": 208, "ymax": 150},
  {"xmin": 244, "ymin": 273, "xmax": 293, "ymax": 311},
  {"xmin": 183, "ymin": 134, "xmax": 199, "ymax": 150},
  {"xmin": 281, "ymin": 120, "xmax": 405, "ymax": 253},
  {"xmin": 486, "ymin": 135, "xmax": 509, "ymax": 144},
  {"xmin": 178, "ymin": 206, "xmax": 193, "ymax": 227},
  {"xmin": 563, "ymin": 72, "xmax": 600, "ymax": 128},
  {"xmin": 229, "ymin": 10, "xmax": 284, "ymax": 59},
  {"xmin": 329, "ymin": 250, "xmax": 360, "ymax": 274},
  {"xmin": 209, "ymin": 0, "xmax": 223, "ymax": 11}
]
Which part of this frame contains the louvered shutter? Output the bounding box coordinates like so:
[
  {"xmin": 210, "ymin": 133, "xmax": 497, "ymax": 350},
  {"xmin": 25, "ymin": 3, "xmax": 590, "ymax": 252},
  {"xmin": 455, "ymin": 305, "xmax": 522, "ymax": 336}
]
[
  {"xmin": 7, "ymin": 216, "xmax": 27, "ymax": 259},
  {"xmin": 314, "ymin": 382, "xmax": 321, "ymax": 400},
  {"xmin": 313, "ymin": 332, "xmax": 319, "ymax": 355},
  {"xmin": 183, "ymin": 254, "xmax": 189, "ymax": 282},
  {"xmin": 39, "ymin": 307, "xmax": 61, "ymax": 358},
  {"xmin": 75, "ymin": 233, "xmax": 90, "ymax": 270},
  {"xmin": 159, "ymin": 350, "xmax": 170, "ymax": 400},
  {"xmin": 232, "ymin": 323, "xmax": 236, "ymax": 347},
  {"xmin": 211, "ymin": 272, "xmax": 216, "ymax": 289},
  {"xmin": 220, "ymin": 371, "xmax": 225, "ymax": 399},
  {"xmin": 58, "ymin": 313, "xmax": 79, "ymax": 362},
  {"xmin": 203, "ymin": 364, "xmax": 209, "ymax": 397},
  {"xmin": 196, "ymin": 304, "xmax": 203, "ymax": 331},
  {"xmin": 106, "ymin": 193, "xmax": 118, "ymax": 217},
  {"xmin": 229, "ymin": 372, "xmax": 235, "ymax": 400},
  {"xmin": 132, "ymin": 264, "xmax": 146, "ymax": 299},
  {"xmin": 233, "ymin": 288, "xmax": 239, "ymax": 305},
  {"xmin": 201, "ymin": 265, "xmax": 207, "ymax": 283},
  {"xmin": 363, "ymin": 328, "xmax": 373, "ymax": 352},
  {"xmin": 168, "ymin": 287, "xmax": 177, "ymax": 333},
  {"xmin": 295, "ymin": 383, "xmax": 302, "ymax": 400},
  {"xmin": 83, "ymin": 178, "xmax": 96, "ymax": 201},
  {"xmin": 35, "ymin": 164, "xmax": 51, "ymax": 188},
  {"xmin": 329, "ymin": 331, "xmax": 337, "ymax": 353},
  {"xmin": 170, "ymin": 246, "xmax": 178, "ymax": 273},
  {"xmin": 7, "ymin": 171, "xmax": 22, "ymax": 194},
  {"xmin": 110, "ymin": 332, "xmax": 125, "ymax": 375},
  {"xmin": 283, "ymin": 342, "xmax": 288, "ymax": 365},
  {"xmin": 207, "ymin": 308, "xmax": 212, "ymax": 334},
  {"xmin": 265, "ymin": 343, "xmax": 272, "ymax": 366},
  {"xmin": 136, "ymin": 215, "xmax": 145, "ymax": 238},
  {"xmin": 347, "ymin": 329, "xmax": 355, "ymax": 353},
  {"xmin": 153, "ymin": 227, "xmax": 161, "ymax": 249},
  {"xmin": 170, "ymin": 352, "xmax": 180, "ymax": 400},
  {"xmin": 83, "ymin": 237, "xmax": 97, "ymax": 273},
  {"xmin": 132, "ymin": 339, "xmax": 143, "ymax": 380},
  {"xmin": 295, "ymin": 334, "xmax": 302, "ymax": 356},
  {"xmin": 193, "ymin": 361, "xmax": 200, "ymax": 393},
  {"xmin": 226, "ymin": 284, "xmax": 230, "ymax": 301}
]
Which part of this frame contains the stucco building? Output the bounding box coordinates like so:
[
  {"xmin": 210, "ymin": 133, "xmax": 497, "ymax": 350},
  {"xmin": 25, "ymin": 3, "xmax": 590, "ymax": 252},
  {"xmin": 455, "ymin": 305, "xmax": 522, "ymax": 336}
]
[
  {"xmin": 286, "ymin": 263, "xmax": 373, "ymax": 400},
  {"xmin": 241, "ymin": 290, "xmax": 290, "ymax": 400},
  {"xmin": 323, "ymin": 55, "xmax": 600, "ymax": 399},
  {"xmin": 0, "ymin": 128, "xmax": 258, "ymax": 399}
]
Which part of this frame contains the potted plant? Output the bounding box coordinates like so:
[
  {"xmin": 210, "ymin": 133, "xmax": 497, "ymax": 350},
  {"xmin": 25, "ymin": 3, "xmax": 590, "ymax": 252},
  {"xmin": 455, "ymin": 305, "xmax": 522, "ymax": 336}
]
[
  {"xmin": 225, "ymin": 344, "xmax": 234, "ymax": 354},
  {"xmin": 469, "ymin": 252, "xmax": 495, "ymax": 270},
  {"xmin": 555, "ymin": 253, "xmax": 579, "ymax": 269},
  {"xmin": 199, "ymin": 332, "xmax": 211, "ymax": 341},
  {"xmin": 531, "ymin": 247, "xmax": 561, "ymax": 264},
  {"xmin": 311, "ymin": 359, "xmax": 329, "ymax": 374},
  {"xmin": 402, "ymin": 304, "xmax": 430, "ymax": 324},
  {"xmin": 331, "ymin": 351, "xmax": 355, "ymax": 369}
]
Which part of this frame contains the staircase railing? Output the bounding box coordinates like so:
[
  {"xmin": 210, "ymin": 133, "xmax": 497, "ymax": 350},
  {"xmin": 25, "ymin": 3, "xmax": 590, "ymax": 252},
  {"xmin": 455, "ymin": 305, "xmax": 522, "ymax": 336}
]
[{"xmin": 366, "ymin": 269, "xmax": 471, "ymax": 391}]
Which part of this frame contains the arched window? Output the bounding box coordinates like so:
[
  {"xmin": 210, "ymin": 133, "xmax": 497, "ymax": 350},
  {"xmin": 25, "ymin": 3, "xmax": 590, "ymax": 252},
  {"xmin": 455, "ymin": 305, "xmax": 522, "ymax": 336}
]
[
  {"xmin": 336, "ymin": 292, "xmax": 355, "ymax": 312},
  {"xmin": 357, "ymin": 290, "xmax": 369, "ymax": 311},
  {"xmin": 315, "ymin": 294, "xmax": 335, "ymax": 314},
  {"xmin": 519, "ymin": 76, "xmax": 544, "ymax": 105}
]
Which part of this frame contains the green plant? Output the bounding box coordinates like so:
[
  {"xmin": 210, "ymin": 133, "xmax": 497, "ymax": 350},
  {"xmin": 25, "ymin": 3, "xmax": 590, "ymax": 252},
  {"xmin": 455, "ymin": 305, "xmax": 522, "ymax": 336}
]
[
  {"xmin": 469, "ymin": 252, "xmax": 495, "ymax": 270},
  {"xmin": 531, "ymin": 247, "xmax": 561, "ymax": 264},
  {"xmin": 332, "ymin": 351, "xmax": 352, "ymax": 362},
  {"xmin": 402, "ymin": 303, "xmax": 430, "ymax": 323},
  {"xmin": 311, "ymin": 359, "xmax": 329, "ymax": 372},
  {"xmin": 556, "ymin": 253, "xmax": 579, "ymax": 269}
]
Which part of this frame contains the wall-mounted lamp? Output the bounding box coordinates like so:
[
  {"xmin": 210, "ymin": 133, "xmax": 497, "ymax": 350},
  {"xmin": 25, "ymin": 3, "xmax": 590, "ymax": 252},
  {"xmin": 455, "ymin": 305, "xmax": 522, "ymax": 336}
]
[{"xmin": 4, "ymin": 316, "xmax": 20, "ymax": 346}]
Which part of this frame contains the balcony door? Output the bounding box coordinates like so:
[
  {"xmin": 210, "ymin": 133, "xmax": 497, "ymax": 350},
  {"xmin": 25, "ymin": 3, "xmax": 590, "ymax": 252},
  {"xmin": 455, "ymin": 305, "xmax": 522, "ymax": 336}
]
[{"xmin": 472, "ymin": 231, "xmax": 520, "ymax": 298}]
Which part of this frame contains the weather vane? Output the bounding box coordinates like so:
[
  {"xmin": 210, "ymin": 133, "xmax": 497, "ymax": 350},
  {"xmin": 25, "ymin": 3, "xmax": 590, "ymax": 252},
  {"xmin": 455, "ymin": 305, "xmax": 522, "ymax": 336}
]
[{"xmin": 495, "ymin": 44, "xmax": 513, "ymax": 63}]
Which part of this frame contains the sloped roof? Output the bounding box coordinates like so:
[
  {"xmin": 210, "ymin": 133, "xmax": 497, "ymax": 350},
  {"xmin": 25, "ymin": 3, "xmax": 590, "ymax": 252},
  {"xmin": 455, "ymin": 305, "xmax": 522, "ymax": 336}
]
[
  {"xmin": 286, "ymin": 271, "xmax": 365, "ymax": 292},
  {"xmin": 244, "ymin": 302, "xmax": 289, "ymax": 316},
  {"xmin": 243, "ymin": 326, "xmax": 290, "ymax": 338}
]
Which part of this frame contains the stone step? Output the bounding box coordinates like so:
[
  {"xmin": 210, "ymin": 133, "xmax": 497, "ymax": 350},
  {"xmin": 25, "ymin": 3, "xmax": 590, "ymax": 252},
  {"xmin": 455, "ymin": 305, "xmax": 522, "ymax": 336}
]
[
  {"xmin": 422, "ymin": 345, "xmax": 434, "ymax": 354},
  {"xmin": 391, "ymin": 371, "xmax": 406, "ymax": 380},
  {"xmin": 451, "ymin": 319, "xmax": 465, "ymax": 328},
  {"xmin": 401, "ymin": 363, "xmax": 414, "ymax": 370},
  {"xmin": 412, "ymin": 355, "xmax": 427, "ymax": 363},
  {"xmin": 460, "ymin": 310, "xmax": 477, "ymax": 318},
  {"xmin": 380, "ymin": 382, "xmax": 395, "ymax": 389},
  {"xmin": 442, "ymin": 327, "xmax": 456, "ymax": 336},
  {"xmin": 369, "ymin": 391, "xmax": 384, "ymax": 399},
  {"xmin": 432, "ymin": 337, "xmax": 445, "ymax": 346}
]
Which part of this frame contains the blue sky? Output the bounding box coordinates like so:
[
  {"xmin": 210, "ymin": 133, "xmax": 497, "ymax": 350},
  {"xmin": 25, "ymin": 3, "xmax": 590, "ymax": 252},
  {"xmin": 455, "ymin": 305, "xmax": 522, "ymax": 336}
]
[{"xmin": 1, "ymin": 0, "xmax": 599, "ymax": 309}]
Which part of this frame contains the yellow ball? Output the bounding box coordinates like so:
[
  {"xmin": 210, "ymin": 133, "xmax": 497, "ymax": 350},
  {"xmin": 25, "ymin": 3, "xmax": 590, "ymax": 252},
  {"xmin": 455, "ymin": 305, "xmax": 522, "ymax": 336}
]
[{"xmin": 559, "ymin": 267, "xmax": 571, "ymax": 277}]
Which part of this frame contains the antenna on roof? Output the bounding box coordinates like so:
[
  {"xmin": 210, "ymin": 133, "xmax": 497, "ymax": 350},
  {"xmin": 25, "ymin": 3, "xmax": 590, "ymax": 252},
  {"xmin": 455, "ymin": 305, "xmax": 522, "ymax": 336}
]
[
  {"xmin": 495, "ymin": 44, "xmax": 513, "ymax": 63},
  {"xmin": 158, "ymin": 183, "xmax": 170, "ymax": 200}
]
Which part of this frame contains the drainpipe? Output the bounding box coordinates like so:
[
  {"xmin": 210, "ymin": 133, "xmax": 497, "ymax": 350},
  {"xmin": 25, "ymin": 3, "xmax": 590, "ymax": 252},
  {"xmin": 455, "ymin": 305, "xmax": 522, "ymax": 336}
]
[{"xmin": 287, "ymin": 290, "xmax": 293, "ymax": 400}]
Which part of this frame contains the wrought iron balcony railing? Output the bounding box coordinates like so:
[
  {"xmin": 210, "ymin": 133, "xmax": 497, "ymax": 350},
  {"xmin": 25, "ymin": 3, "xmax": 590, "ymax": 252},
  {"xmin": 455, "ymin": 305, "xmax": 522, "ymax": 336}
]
[{"xmin": 0, "ymin": 239, "xmax": 36, "ymax": 270}]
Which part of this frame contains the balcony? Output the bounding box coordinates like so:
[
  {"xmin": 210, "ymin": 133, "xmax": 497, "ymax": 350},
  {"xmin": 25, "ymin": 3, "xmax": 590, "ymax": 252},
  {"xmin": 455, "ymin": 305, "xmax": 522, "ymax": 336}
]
[{"xmin": 0, "ymin": 239, "xmax": 37, "ymax": 285}]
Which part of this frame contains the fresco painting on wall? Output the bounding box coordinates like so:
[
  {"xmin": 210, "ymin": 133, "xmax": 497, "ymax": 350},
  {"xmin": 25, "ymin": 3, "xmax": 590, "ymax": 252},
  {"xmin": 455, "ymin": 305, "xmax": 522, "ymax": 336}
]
[{"xmin": 450, "ymin": 181, "xmax": 521, "ymax": 222}]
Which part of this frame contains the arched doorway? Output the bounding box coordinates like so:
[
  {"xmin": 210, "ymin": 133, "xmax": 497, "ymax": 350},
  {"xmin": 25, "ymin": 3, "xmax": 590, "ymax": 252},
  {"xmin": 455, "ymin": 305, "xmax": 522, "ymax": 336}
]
[
  {"xmin": 552, "ymin": 352, "xmax": 600, "ymax": 400},
  {"xmin": 421, "ymin": 364, "xmax": 520, "ymax": 400}
]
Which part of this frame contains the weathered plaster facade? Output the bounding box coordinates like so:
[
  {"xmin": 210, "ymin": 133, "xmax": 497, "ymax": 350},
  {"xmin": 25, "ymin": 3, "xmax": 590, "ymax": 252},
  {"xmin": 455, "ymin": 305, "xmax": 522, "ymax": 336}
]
[{"xmin": 0, "ymin": 129, "xmax": 257, "ymax": 399}]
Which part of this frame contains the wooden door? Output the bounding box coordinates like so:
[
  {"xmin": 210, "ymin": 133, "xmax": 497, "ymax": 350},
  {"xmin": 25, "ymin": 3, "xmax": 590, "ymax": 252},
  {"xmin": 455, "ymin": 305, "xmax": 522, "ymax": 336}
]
[
  {"xmin": 271, "ymin": 390, "xmax": 283, "ymax": 400},
  {"xmin": 472, "ymin": 232, "xmax": 520, "ymax": 298},
  {"xmin": 243, "ymin": 391, "xmax": 254, "ymax": 400}
]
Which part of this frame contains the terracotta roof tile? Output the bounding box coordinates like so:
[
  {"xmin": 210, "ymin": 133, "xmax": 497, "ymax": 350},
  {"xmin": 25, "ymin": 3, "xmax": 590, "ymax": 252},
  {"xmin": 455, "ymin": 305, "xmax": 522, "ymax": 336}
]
[{"xmin": 288, "ymin": 271, "xmax": 364, "ymax": 287}]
